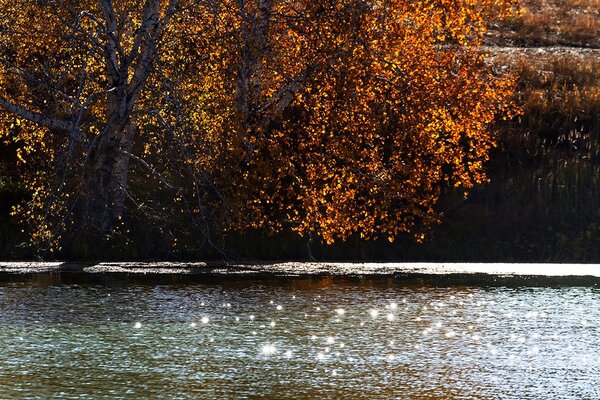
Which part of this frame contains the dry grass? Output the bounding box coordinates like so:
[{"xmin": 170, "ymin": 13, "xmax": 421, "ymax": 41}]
[
  {"xmin": 458, "ymin": 6, "xmax": 600, "ymax": 260},
  {"xmin": 488, "ymin": 0, "xmax": 600, "ymax": 47},
  {"xmin": 495, "ymin": 49, "xmax": 600, "ymax": 139}
]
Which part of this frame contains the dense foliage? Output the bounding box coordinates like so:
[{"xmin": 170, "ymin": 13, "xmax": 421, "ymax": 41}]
[{"xmin": 0, "ymin": 0, "xmax": 518, "ymax": 256}]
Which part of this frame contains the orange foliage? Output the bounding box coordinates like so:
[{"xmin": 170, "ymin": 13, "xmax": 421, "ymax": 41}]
[
  {"xmin": 223, "ymin": 0, "xmax": 519, "ymax": 244},
  {"xmin": 0, "ymin": 0, "xmax": 518, "ymax": 249}
]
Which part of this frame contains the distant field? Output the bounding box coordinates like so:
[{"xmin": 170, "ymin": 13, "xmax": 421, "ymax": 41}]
[
  {"xmin": 489, "ymin": 0, "xmax": 600, "ymax": 47},
  {"xmin": 453, "ymin": 0, "xmax": 600, "ymax": 262}
]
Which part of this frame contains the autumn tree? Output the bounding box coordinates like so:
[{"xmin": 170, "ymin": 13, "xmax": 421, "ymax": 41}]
[
  {"xmin": 0, "ymin": 0, "xmax": 518, "ymax": 255},
  {"xmin": 0, "ymin": 0, "xmax": 229, "ymax": 250},
  {"xmin": 225, "ymin": 0, "xmax": 519, "ymax": 244}
]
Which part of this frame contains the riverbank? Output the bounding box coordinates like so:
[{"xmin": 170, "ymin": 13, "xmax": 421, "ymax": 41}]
[{"xmin": 1, "ymin": 262, "xmax": 600, "ymax": 286}]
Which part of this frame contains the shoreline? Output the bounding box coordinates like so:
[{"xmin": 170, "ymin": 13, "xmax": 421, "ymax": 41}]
[{"xmin": 1, "ymin": 262, "xmax": 599, "ymax": 286}]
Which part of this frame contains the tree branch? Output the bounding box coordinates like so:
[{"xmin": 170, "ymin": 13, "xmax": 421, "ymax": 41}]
[
  {"xmin": 100, "ymin": 0, "xmax": 123, "ymax": 82},
  {"xmin": 126, "ymin": 0, "xmax": 160, "ymax": 108},
  {"xmin": 118, "ymin": 148, "xmax": 174, "ymax": 189},
  {"xmin": 0, "ymin": 97, "xmax": 71, "ymax": 132}
]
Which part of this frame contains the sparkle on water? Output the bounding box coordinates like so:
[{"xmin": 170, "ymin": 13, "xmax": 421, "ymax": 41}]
[
  {"xmin": 0, "ymin": 276, "xmax": 599, "ymax": 399},
  {"xmin": 261, "ymin": 344, "xmax": 277, "ymax": 356}
]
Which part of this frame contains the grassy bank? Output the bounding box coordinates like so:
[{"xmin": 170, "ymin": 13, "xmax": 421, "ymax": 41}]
[
  {"xmin": 455, "ymin": 0, "xmax": 600, "ymax": 261},
  {"xmin": 489, "ymin": 0, "xmax": 600, "ymax": 47}
]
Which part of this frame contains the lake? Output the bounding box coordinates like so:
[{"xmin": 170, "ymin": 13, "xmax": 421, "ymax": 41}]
[{"xmin": 0, "ymin": 263, "xmax": 599, "ymax": 399}]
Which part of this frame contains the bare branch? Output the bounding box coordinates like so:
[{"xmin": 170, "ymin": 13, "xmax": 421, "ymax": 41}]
[
  {"xmin": 100, "ymin": 0, "xmax": 123, "ymax": 82},
  {"xmin": 260, "ymin": 65, "xmax": 315, "ymax": 117},
  {"xmin": 118, "ymin": 149, "xmax": 173, "ymax": 189},
  {"xmin": 0, "ymin": 96, "xmax": 71, "ymax": 132},
  {"xmin": 126, "ymin": 0, "xmax": 160, "ymax": 107},
  {"xmin": 127, "ymin": 0, "xmax": 178, "ymax": 67}
]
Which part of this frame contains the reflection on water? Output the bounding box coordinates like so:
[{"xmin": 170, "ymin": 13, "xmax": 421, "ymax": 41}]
[{"xmin": 0, "ymin": 278, "xmax": 599, "ymax": 399}]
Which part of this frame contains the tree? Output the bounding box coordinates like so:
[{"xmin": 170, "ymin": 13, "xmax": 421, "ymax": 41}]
[
  {"xmin": 225, "ymin": 0, "xmax": 519, "ymax": 244},
  {"xmin": 0, "ymin": 0, "xmax": 226, "ymax": 249},
  {"xmin": 0, "ymin": 0, "xmax": 518, "ymax": 254}
]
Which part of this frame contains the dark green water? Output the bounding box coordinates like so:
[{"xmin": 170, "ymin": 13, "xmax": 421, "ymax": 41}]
[{"xmin": 0, "ymin": 276, "xmax": 599, "ymax": 399}]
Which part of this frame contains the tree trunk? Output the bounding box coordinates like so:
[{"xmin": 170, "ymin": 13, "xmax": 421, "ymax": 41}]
[
  {"xmin": 82, "ymin": 91, "xmax": 134, "ymax": 236},
  {"xmin": 235, "ymin": 0, "xmax": 274, "ymax": 126}
]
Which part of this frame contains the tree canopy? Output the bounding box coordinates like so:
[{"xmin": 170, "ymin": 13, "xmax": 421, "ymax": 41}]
[{"xmin": 0, "ymin": 0, "xmax": 518, "ymax": 254}]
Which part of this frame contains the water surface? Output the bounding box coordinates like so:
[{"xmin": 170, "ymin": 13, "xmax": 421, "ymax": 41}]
[{"xmin": 0, "ymin": 276, "xmax": 599, "ymax": 399}]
